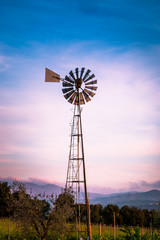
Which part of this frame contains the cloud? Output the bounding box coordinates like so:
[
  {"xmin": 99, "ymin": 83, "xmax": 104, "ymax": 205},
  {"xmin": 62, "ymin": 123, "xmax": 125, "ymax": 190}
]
[
  {"xmin": 1, "ymin": 175, "xmax": 160, "ymax": 195},
  {"xmin": 0, "ymin": 176, "xmax": 58, "ymax": 185},
  {"xmin": 129, "ymin": 180, "xmax": 160, "ymax": 192},
  {"xmin": 141, "ymin": 180, "xmax": 160, "ymax": 189},
  {"xmin": 0, "ymin": 55, "xmax": 10, "ymax": 71},
  {"xmin": 25, "ymin": 177, "xmax": 57, "ymax": 185}
]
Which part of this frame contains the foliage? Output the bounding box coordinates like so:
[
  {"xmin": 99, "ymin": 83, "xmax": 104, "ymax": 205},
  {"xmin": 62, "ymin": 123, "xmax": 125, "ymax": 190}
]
[
  {"xmin": 102, "ymin": 204, "xmax": 120, "ymax": 225},
  {"xmin": 1, "ymin": 181, "xmax": 160, "ymax": 239},
  {"xmin": 3, "ymin": 182, "xmax": 75, "ymax": 240},
  {"xmin": 50, "ymin": 188, "xmax": 75, "ymax": 239},
  {"xmin": 0, "ymin": 182, "xmax": 11, "ymax": 217},
  {"xmin": 152, "ymin": 210, "xmax": 160, "ymax": 229},
  {"xmin": 55, "ymin": 187, "xmax": 74, "ymax": 208},
  {"xmin": 120, "ymin": 227, "xmax": 142, "ymax": 240},
  {"xmin": 120, "ymin": 226, "xmax": 160, "ymax": 240},
  {"xmin": 1, "ymin": 220, "xmax": 160, "ymax": 240},
  {"xmin": 10, "ymin": 181, "xmax": 51, "ymax": 239},
  {"xmin": 90, "ymin": 204, "xmax": 103, "ymax": 224}
]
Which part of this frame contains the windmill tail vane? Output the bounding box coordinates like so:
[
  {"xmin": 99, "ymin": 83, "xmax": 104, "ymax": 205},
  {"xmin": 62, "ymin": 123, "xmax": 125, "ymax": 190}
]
[{"xmin": 45, "ymin": 67, "xmax": 98, "ymax": 240}]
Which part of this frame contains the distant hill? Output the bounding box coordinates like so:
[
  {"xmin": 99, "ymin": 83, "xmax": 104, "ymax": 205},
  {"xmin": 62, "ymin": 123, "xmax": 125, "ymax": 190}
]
[
  {"xmin": 1, "ymin": 178, "xmax": 160, "ymax": 209},
  {"xmin": 91, "ymin": 189, "xmax": 160, "ymax": 210}
]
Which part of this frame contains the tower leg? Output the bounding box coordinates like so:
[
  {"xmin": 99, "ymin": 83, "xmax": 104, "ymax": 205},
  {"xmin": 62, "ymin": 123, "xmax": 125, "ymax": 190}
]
[{"xmin": 66, "ymin": 103, "xmax": 92, "ymax": 240}]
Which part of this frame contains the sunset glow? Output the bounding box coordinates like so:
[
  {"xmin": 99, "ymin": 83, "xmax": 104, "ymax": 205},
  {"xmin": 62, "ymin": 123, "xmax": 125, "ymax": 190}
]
[{"xmin": 0, "ymin": 0, "xmax": 160, "ymax": 193}]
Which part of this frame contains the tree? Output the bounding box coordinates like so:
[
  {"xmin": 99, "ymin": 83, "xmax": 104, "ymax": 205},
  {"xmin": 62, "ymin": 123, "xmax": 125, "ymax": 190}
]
[
  {"xmin": 11, "ymin": 182, "xmax": 50, "ymax": 239},
  {"xmin": 120, "ymin": 205, "xmax": 132, "ymax": 226},
  {"xmin": 90, "ymin": 204, "xmax": 103, "ymax": 224},
  {"xmin": 55, "ymin": 187, "xmax": 74, "ymax": 209},
  {"xmin": 153, "ymin": 210, "xmax": 160, "ymax": 229},
  {"xmin": 143, "ymin": 209, "xmax": 150, "ymax": 227},
  {"xmin": 0, "ymin": 182, "xmax": 11, "ymax": 217},
  {"xmin": 12, "ymin": 182, "xmax": 75, "ymax": 240},
  {"xmin": 53, "ymin": 188, "xmax": 75, "ymax": 239},
  {"xmin": 102, "ymin": 204, "xmax": 120, "ymax": 225},
  {"xmin": 130, "ymin": 207, "xmax": 145, "ymax": 227}
]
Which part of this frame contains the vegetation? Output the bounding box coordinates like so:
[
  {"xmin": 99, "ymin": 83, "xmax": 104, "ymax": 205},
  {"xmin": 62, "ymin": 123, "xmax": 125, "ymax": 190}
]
[
  {"xmin": 0, "ymin": 219, "xmax": 160, "ymax": 240},
  {"xmin": 0, "ymin": 181, "xmax": 160, "ymax": 240},
  {"xmin": 0, "ymin": 181, "xmax": 75, "ymax": 240},
  {"xmin": 0, "ymin": 182, "xmax": 11, "ymax": 217}
]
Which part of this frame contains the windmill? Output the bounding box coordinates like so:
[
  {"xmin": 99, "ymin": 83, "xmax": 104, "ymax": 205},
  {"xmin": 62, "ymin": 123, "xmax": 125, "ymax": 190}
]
[{"xmin": 45, "ymin": 67, "xmax": 97, "ymax": 240}]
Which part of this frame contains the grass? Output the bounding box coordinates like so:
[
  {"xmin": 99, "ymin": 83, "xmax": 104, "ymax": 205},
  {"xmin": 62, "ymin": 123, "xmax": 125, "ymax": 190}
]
[
  {"xmin": 0, "ymin": 219, "xmax": 160, "ymax": 240},
  {"xmin": 0, "ymin": 218, "xmax": 37, "ymax": 240}
]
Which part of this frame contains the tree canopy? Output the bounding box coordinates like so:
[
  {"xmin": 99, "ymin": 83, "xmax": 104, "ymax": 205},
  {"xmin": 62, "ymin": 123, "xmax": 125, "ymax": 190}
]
[{"xmin": 0, "ymin": 182, "xmax": 11, "ymax": 217}]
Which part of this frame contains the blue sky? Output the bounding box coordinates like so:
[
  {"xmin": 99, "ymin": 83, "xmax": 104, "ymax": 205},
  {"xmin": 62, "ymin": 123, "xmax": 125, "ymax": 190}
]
[
  {"xmin": 1, "ymin": 0, "xmax": 160, "ymax": 50},
  {"xmin": 0, "ymin": 0, "xmax": 160, "ymax": 193}
]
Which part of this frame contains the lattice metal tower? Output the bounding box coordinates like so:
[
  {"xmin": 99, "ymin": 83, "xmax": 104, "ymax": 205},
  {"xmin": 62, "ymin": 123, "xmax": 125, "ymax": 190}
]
[{"xmin": 45, "ymin": 67, "xmax": 97, "ymax": 240}]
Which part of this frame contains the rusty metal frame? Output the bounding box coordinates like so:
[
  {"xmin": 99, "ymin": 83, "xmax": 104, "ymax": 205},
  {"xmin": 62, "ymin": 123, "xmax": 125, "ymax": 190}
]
[{"xmin": 65, "ymin": 91, "xmax": 92, "ymax": 240}]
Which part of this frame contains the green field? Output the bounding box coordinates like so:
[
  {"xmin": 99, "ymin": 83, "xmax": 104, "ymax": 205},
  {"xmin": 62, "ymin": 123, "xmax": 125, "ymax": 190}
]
[{"xmin": 0, "ymin": 219, "xmax": 160, "ymax": 240}]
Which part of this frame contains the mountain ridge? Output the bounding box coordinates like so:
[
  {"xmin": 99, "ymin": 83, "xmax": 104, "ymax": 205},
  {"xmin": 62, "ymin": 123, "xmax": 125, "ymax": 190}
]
[
  {"xmin": 91, "ymin": 189, "xmax": 160, "ymax": 210},
  {"xmin": 1, "ymin": 177, "xmax": 160, "ymax": 209}
]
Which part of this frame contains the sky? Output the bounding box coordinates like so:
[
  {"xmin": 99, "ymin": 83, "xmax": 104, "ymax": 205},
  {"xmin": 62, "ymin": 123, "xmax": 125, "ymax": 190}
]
[{"xmin": 0, "ymin": 0, "xmax": 160, "ymax": 194}]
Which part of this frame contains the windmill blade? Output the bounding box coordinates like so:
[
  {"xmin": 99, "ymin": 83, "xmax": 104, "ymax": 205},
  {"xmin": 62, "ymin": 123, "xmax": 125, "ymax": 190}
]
[
  {"xmin": 80, "ymin": 67, "xmax": 85, "ymax": 79},
  {"xmin": 62, "ymin": 87, "xmax": 73, "ymax": 94},
  {"xmin": 83, "ymin": 69, "xmax": 91, "ymax": 81},
  {"xmin": 74, "ymin": 93, "xmax": 79, "ymax": 105},
  {"xmin": 63, "ymin": 81, "xmax": 73, "ymax": 87},
  {"xmin": 65, "ymin": 75, "xmax": 74, "ymax": 84},
  {"xmin": 82, "ymin": 90, "xmax": 91, "ymax": 102},
  {"xmin": 68, "ymin": 92, "xmax": 77, "ymax": 104},
  {"xmin": 64, "ymin": 90, "xmax": 75, "ymax": 100},
  {"xmin": 84, "ymin": 74, "xmax": 95, "ymax": 83},
  {"xmin": 69, "ymin": 70, "xmax": 76, "ymax": 81},
  {"xmin": 85, "ymin": 80, "xmax": 97, "ymax": 85},
  {"xmin": 85, "ymin": 86, "xmax": 97, "ymax": 91},
  {"xmin": 75, "ymin": 68, "xmax": 79, "ymax": 79},
  {"xmin": 84, "ymin": 88, "xmax": 95, "ymax": 97},
  {"xmin": 80, "ymin": 92, "xmax": 85, "ymax": 105}
]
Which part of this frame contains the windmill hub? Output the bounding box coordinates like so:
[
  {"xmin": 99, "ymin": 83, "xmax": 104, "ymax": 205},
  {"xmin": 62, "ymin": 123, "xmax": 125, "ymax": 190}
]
[
  {"xmin": 62, "ymin": 67, "xmax": 97, "ymax": 105},
  {"xmin": 75, "ymin": 78, "xmax": 82, "ymax": 89}
]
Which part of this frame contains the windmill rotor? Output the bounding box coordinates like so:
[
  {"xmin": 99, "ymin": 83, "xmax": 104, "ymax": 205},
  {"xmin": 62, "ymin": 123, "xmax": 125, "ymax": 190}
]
[{"xmin": 62, "ymin": 67, "xmax": 97, "ymax": 105}]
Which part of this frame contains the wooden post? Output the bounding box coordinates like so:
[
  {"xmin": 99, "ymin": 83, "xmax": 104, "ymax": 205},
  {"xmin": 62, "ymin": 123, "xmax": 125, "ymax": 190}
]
[
  {"xmin": 8, "ymin": 217, "xmax": 10, "ymax": 240},
  {"xmin": 150, "ymin": 213, "xmax": 153, "ymax": 240},
  {"xmin": 116, "ymin": 225, "xmax": 118, "ymax": 239},
  {"xmin": 87, "ymin": 198, "xmax": 92, "ymax": 240},
  {"xmin": 113, "ymin": 212, "xmax": 116, "ymax": 240},
  {"xmin": 99, "ymin": 222, "xmax": 101, "ymax": 239}
]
